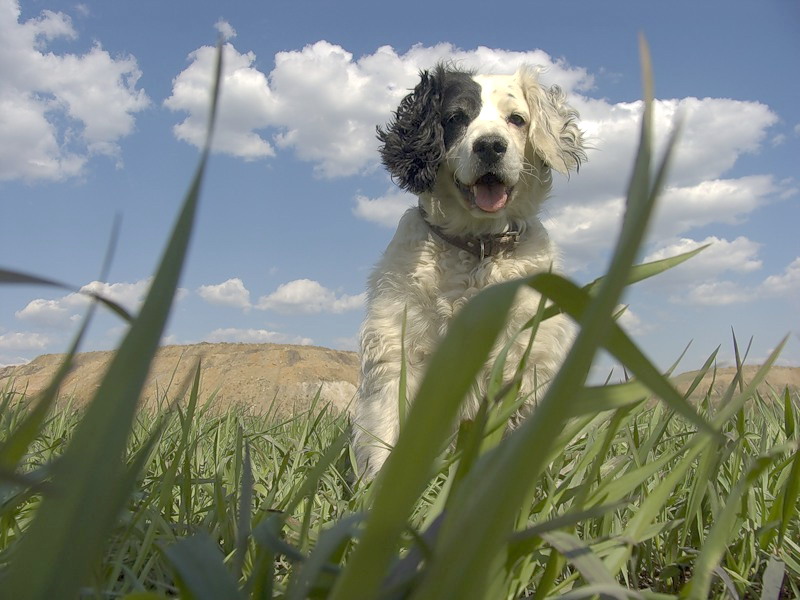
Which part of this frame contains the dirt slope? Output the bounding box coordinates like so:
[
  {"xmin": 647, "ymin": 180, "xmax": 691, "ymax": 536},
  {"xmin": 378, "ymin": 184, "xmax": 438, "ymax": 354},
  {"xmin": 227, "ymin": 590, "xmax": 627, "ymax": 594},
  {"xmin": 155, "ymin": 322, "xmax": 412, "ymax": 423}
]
[
  {"xmin": 672, "ymin": 365, "xmax": 800, "ymax": 401},
  {"xmin": 2, "ymin": 344, "xmax": 797, "ymax": 417},
  {"xmin": 0, "ymin": 343, "xmax": 359, "ymax": 417}
]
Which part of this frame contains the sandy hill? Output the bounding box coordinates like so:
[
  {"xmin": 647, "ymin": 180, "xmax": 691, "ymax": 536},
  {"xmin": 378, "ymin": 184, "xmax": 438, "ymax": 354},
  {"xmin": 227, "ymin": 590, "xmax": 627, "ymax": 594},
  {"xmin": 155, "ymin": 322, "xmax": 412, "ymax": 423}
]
[
  {"xmin": 0, "ymin": 343, "xmax": 359, "ymax": 417},
  {"xmin": 1, "ymin": 344, "xmax": 797, "ymax": 417},
  {"xmin": 672, "ymin": 365, "xmax": 800, "ymax": 401}
]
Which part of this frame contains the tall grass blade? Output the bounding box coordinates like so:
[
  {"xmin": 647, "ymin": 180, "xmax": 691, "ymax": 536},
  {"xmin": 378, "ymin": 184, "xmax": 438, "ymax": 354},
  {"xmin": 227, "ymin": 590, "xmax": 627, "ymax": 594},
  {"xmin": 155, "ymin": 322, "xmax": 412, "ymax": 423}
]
[
  {"xmin": 682, "ymin": 443, "xmax": 797, "ymax": 599},
  {"xmin": 539, "ymin": 530, "xmax": 617, "ymax": 586},
  {"xmin": 329, "ymin": 279, "xmax": 522, "ymax": 600},
  {"xmin": 163, "ymin": 533, "xmax": 243, "ymax": 600},
  {"xmin": 0, "ymin": 218, "xmax": 123, "ymax": 470},
  {"xmin": 0, "ymin": 306, "xmax": 94, "ymax": 471},
  {"xmin": 233, "ymin": 440, "xmax": 253, "ymax": 582},
  {"xmin": 536, "ymin": 244, "xmax": 708, "ymax": 326},
  {"xmin": 760, "ymin": 557, "xmax": 786, "ymax": 600},
  {"xmin": 779, "ymin": 442, "xmax": 800, "ymax": 548},
  {"xmin": 527, "ymin": 273, "xmax": 717, "ymax": 438},
  {"xmin": 0, "ymin": 42, "xmax": 223, "ymax": 600},
  {"xmin": 407, "ymin": 39, "xmax": 693, "ymax": 600},
  {"xmin": 286, "ymin": 514, "xmax": 362, "ymax": 600},
  {"xmin": 783, "ymin": 387, "xmax": 795, "ymax": 439},
  {"xmin": 159, "ymin": 362, "xmax": 201, "ymax": 516}
]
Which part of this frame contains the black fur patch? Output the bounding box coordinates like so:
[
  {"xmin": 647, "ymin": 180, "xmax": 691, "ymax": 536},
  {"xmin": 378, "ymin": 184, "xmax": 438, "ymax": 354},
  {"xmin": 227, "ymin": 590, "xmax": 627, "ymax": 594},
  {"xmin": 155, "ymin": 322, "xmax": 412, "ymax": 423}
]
[
  {"xmin": 377, "ymin": 64, "xmax": 481, "ymax": 194},
  {"xmin": 440, "ymin": 71, "xmax": 481, "ymax": 150}
]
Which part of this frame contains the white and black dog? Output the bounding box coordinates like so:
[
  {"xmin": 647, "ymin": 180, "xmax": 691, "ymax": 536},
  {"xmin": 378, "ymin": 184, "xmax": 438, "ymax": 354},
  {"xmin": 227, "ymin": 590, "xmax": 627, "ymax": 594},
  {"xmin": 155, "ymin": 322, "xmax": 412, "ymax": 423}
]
[{"xmin": 352, "ymin": 63, "xmax": 586, "ymax": 479}]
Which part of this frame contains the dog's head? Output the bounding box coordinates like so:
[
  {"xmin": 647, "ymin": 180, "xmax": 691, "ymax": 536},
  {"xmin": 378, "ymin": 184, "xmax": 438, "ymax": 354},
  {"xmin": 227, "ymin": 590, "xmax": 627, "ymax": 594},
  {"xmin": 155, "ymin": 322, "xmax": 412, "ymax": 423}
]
[{"xmin": 378, "ymin": 63, "xmax": 585, "ymax": 230}]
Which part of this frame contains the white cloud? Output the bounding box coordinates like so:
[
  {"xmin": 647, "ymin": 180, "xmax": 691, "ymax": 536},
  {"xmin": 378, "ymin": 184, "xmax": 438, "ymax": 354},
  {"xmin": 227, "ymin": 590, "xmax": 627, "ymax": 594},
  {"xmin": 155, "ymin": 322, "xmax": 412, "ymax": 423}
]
[
  {"xmin": 761, "ymin": 257, "xmax": 800, "ymax": 297},
  {"xmin": 353, "ymin": 190, "xmax": 415, "ymax": 227},
  {"xmin": 165, "ymin": 43, "xmax": 276, "ymax": 160},
  {"xmin": 616, "ymin": 307, "xmax": 654, "ymax": 336},
  {"xmin": 80, "ymin": 279, "xmax": 154, "ymax": 312},
  {"xmin": 0, "ymin": 331, "xmax": 51, "ymax": 351},
  {"xmin": 666, "ymin": 257, "xmax": 800, "ymax": 307},
  {"xmin": 195, "ymin": 276, "xmax": 365, "ymax": 315},
  {"xmin": 644, "ymin": 236, "xmax": 762, "ymax": 280},
  {"xmin": 567, "ymin": 96, "xmax": 778, "ymax": 199},
  {"xmin": 546, "ymin": 196, "xmax": 624, "ymax": 272},
  {"xmin": 14, "ymin": 278, "xmax": 165, "ymax": 329},
  {"xmin": 794, "ymin": 123, "xmax": 800, "ymax": 136},
  {"xmin": 197, "ymin": 278, "xmax": 251, "ymax": 310},
  {"xmin": 165, "ymin": 40, "xmax": 591, "ymax": 177},
  {"xmin": 256, "ymin": 279, "xmax": 365, "ymax": 314},
  {"xmin": 213, "ymin": 19, "xmax": 236, "ymax": 41},
  {"xmin": 205, "ymin": 327, "xmax": 313, "ymax": 346},
  {"xmin": 772, "ymin": 134, "xmax": 787, "ymax": 147},
  {"xmin": 683, "ymin": 280, "xmax": 756, "ymax": 306},
  {"xmin": 15, "ymin": 297, "xmax": 82, "ymax": 328},
  {"xmin": 0, "ymin": 0, "xmax": 149, "ymax": 181},
  {"xmin": 547, "ymin": 94, "xmax": 783, "ymax": 272},
  {"xmin": 651, "ymin": 176, "xmax": 779, "ymax": 239},
  {"xmin": 550, "ymin": 175, "xmax": 783, "ymax": 274}
]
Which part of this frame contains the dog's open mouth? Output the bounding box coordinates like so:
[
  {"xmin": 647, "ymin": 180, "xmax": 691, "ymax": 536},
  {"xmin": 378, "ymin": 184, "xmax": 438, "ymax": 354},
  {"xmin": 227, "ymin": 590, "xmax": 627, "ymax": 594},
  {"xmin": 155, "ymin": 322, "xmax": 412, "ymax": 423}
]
[{"xmin": 458, "ymin": 173, "xmax": 513, "ymax": 213}]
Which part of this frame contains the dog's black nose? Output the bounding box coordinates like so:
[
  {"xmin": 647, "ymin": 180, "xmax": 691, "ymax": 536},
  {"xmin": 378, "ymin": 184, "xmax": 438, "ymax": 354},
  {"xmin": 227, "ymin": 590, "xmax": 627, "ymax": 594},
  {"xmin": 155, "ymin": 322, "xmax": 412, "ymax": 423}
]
[{"xmin": 473, "ymin": 135, "xmax": 508, "ymax": 164}]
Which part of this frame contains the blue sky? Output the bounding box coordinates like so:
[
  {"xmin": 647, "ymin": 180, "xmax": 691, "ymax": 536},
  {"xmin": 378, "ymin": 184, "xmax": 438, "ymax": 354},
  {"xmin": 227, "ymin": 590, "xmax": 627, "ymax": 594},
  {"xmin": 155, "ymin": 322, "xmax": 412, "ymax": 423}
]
[{"xmin": 1, "ymin": 0, "xmax": 798, "ymax": 379}]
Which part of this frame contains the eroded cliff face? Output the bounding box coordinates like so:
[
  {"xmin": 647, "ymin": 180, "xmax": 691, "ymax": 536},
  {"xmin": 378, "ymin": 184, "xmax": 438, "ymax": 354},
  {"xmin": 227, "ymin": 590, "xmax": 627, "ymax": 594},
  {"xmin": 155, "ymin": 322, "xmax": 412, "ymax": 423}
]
[{"xmin": 0, "ymin": 343, "xmax": 359, "ymax": 417}]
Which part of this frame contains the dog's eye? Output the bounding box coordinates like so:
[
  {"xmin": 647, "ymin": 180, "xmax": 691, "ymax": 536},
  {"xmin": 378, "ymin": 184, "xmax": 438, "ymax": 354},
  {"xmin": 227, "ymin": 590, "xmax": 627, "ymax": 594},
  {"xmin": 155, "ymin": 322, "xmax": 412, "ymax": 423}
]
[
  {"xmin": 445, "ymin": 111, "xmax": 469, "ymax": 127},
  {"xmin": 507, "ymin": 113, "xmax": 526, "ymax": 127}
]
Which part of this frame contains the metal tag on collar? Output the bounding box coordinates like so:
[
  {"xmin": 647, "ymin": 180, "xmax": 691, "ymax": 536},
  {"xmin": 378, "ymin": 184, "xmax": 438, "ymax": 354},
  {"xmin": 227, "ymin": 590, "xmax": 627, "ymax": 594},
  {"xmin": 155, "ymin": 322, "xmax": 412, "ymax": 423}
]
[{"xmin": 479, "ymin": 238, "xmax": 491, "ymax": 261}]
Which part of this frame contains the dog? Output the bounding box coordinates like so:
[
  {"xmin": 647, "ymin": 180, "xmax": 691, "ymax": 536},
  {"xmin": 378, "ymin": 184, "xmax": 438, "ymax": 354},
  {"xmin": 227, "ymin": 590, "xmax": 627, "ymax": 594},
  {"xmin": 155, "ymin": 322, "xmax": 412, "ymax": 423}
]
[{"xmin": 352, "ymin": 63, "xmax": 586, "ymax": 479}]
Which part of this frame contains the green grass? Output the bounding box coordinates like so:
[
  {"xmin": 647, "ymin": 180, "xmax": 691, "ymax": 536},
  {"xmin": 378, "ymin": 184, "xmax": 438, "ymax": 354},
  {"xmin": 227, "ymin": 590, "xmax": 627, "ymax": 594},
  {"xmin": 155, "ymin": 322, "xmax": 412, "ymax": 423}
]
[
  {"xmin": 0, "ymin": 372, "xmax": 798, "ymax": 598},
  {"xmin": 0, "ymin": 38, "xmax": 798, "ymax": 599}
]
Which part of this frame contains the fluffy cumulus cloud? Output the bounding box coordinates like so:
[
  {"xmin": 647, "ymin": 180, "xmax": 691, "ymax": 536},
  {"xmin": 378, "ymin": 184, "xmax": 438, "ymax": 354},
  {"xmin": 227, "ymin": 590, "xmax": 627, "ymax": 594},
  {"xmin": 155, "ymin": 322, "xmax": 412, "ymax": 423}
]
[
  {"xmin": 548, "ymin": 95, "xmax": 783, "ymax": 271},
  {"xmin": 213, "ymin": 18, "xmax": 236, "ymax": 41},
  {"xmin": 15, "ymin": 278, "xmax": 156, "ymax": 328},
  {"xmin": 197, "ymin": 278, "xmax": 251, "ymax": 310},
  {"xmin": 761, "ymin": 257, "xmax": 800, "ymax": 297},
  {"xmin": 165, "ymin": 40, "xmax": 592, "ymax": 177},
  {"xmin": 563, "ymin": 97, "xmax": 778, "ymax": 200},
  {"xmin": 205, "ymin": 327, "xmax": 313, "ymax": 346},
  {"xmin": 0, "ymin": 331, "xmax": 51, "ymax": 351},
  {"xmin": 682, "ymin": 280, "xmax": 757, "ymax": 306},
  {"xmin": 0, "ymin": 329, "xmax": 54, "ymax": 366},
  {"xmin": 256, "ymin": 279, "xmax": 365, "ymax": 314},
  {"xmin": 353, "ymin": 190, "xmax": 416, "ymax": 228},
  {"xmin": 616, "ymin": 307, "xmax": 654, "ymax": 336},
  {"xmin": 14, "ymin": 297, "xmax": 82, "ymax": 329},
  {"xmin": 194, "ymin": 276, "xmax": 364, "ymax": 314},
  {"xmin": 664, "ymin": 255, "xmax": 800, "ymax": 307},
  {"xmin": 0, "ymin": 0, "xmax": 149, "ymax": 181},
  {"xmin": 644, "ymin": 236, "xmax": 763, "ymax": 280}
]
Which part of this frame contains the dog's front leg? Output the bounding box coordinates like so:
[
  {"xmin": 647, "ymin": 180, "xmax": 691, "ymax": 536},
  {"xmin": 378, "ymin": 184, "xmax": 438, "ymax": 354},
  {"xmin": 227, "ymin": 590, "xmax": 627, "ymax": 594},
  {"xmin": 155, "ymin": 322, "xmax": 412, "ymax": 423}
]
[{"xmin": 352, "ymin": 304, "xmax": 426, "ymax": 480}]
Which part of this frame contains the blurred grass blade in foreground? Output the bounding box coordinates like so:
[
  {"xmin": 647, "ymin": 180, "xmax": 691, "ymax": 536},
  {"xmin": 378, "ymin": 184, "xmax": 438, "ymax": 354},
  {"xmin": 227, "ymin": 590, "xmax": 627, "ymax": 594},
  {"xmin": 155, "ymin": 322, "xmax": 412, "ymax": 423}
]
[{"xmin": 0, "ymin": 42, "xmax": 223, "ymax": 600}]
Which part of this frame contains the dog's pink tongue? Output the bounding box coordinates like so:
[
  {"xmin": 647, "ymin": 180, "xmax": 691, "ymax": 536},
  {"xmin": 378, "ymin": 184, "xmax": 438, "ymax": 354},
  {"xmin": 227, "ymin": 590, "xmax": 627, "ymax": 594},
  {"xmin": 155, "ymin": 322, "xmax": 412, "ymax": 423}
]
[{"xmin": 473, "ymin": 181, "xmax": 508, "ymax": 212}]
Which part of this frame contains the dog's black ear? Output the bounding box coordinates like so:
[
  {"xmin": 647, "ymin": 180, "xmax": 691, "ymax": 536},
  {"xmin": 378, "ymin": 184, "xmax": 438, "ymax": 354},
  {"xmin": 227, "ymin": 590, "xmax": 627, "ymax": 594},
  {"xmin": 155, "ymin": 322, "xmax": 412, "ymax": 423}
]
[{"xmin": 377, "ymin": 68, "xmax": 445, "ymax": 194}]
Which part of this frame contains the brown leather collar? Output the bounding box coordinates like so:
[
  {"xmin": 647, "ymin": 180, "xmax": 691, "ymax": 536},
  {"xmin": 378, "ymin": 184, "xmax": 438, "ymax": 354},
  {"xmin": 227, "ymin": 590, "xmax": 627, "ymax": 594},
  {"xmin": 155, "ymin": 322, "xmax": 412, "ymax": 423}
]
[{"xmin": 418, "ymin": 203, "xmax": 521, "ymax": 261}]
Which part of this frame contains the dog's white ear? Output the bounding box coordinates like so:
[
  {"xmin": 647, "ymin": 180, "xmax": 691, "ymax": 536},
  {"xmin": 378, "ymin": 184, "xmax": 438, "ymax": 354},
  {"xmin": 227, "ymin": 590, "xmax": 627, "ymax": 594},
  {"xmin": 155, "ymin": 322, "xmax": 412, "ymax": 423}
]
[{"xmin": 518, "ymin": 66, "xmax": 586, "ymax": 176}]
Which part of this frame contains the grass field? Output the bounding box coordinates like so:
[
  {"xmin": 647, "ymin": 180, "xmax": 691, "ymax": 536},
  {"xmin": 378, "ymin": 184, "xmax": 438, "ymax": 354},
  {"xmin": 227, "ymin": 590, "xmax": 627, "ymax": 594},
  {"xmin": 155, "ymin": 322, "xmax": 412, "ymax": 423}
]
[
  {"xmin": 1, "ymin": 40, "xmax": 798, "ymax": 599},
  {"xmin": 1, "ymin": 375, "xmax": 799, "ymax": 599}
]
